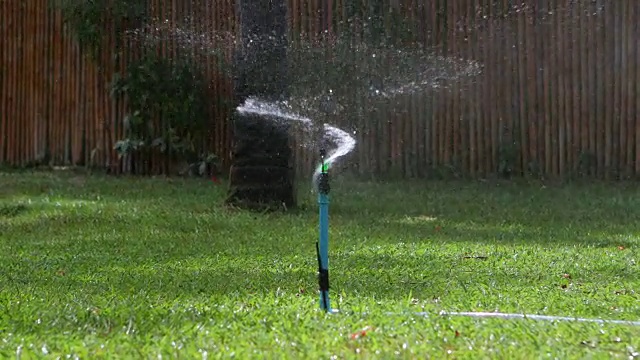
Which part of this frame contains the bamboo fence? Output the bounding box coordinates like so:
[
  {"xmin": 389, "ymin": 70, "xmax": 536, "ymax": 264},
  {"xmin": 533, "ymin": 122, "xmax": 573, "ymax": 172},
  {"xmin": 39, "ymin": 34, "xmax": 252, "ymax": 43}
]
[{"xmin": 1, "ymin": 0, "xmax": 639, "ymax": 179}]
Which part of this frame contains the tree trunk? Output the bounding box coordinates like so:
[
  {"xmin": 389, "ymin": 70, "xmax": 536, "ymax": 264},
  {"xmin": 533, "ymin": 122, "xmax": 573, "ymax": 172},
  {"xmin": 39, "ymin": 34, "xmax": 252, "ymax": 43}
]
[{"xmin": 226, "ymin": 0, "xmax": 296, "ymax": 211}]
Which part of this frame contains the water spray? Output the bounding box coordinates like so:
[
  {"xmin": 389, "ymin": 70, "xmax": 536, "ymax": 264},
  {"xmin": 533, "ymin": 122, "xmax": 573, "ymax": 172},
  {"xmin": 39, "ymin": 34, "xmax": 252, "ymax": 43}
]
[
  {"xmin": 316, "ymin": 148, "xmax": 332, "ymax": 312},
  {"xmin": 236, "ymin": 99, "xmax": 640, "ymax": 327}
]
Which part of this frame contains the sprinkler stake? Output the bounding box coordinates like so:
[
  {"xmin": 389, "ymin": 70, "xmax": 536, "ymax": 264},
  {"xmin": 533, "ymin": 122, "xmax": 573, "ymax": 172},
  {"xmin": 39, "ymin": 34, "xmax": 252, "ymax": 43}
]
[{"xmin": 317, "ymin": 148, "xmax": 331, "ymax": 312}]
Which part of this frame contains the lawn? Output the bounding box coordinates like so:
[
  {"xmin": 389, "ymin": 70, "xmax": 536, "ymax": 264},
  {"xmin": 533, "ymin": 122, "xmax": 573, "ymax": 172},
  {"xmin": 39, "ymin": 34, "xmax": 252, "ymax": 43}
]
[{"xmin": 1, "ymin": 170, "xmax": 640, "ymax": 359}]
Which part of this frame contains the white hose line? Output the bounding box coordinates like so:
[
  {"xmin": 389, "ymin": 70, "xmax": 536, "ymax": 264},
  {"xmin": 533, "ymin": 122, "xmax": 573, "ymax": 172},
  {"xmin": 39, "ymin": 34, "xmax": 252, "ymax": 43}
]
[{"xmin": 328, "ymin": 309, "xmax": 640, "ymax": 326}]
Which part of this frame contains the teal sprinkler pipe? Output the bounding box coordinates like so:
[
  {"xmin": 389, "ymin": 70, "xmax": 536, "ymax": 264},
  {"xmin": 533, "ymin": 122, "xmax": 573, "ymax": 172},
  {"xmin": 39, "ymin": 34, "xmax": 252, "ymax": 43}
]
[{"xmin": 316, "ymin": 148, "xmax": 331, "ymax": 312}]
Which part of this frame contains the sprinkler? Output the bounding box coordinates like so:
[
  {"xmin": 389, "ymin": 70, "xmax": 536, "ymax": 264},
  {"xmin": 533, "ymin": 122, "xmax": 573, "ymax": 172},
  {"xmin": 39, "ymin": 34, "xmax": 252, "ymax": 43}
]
[{"xmin": 316, "ymin": 148, "xmax": 331, "ymax": 312}]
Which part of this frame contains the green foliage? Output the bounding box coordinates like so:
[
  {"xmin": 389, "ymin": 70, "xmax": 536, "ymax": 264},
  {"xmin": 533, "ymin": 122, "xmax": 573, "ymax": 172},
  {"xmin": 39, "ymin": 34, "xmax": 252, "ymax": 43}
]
[
  {"xmin": 53, "ymin": 0, "xmax": 148, "ymax": 60},
  {"xmin": 3, "ymin": 172, "xmax": 640, "ymax": 357},
  {"xmin": 53, "ymin": 0, "xmax": 223, "ymax": 175},
  {"xmin": 110, "ymin": 51, "xmax": 215, "ymax": 171},
  {"xmin": 0, "ymin": 203, "xmax": 28, "ymax": 218}
]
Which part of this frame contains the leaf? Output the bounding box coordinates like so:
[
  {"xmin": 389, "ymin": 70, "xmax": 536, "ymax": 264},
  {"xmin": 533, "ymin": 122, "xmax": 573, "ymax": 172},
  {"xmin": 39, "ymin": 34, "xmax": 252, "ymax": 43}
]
[{"xmin": 350, "ymin": 326, "xmax": 372, "ymax": 340}]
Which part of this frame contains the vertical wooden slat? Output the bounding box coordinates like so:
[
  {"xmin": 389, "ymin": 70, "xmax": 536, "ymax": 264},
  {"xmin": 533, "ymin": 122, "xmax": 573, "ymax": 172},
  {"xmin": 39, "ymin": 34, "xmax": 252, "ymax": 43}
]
[
  {"xmin": 442, "ymin": 1, "xmax": 456, "ymax": 166},
  {"xmin": 7, "ymin": 0, "xmax": 13, "ymax": 164},
  {"xmin": 43, "ymin": 2, "xmax": 51, "ymax": 167},
  {"xmin": 52, "ymin": 10, "xmax": 60, "ymax": 164},
  {"xmin": 113, "ymin": 24, "xmax": 123, "ymax": 174},
  {"xmin": 570, "ymin": 1, "xmax": 581, "ymax": 176},
  {"xmin": 540, "ymin": 1, "xmax": 551, "ymax": 177},
  {"xmin": 0, "ymin": 0, "xmax": 6, "ymax": 163},
  {"xmin": 56, "ymin": 13, "xmax": 63, "ymax": 165},
  {"xmin": 11, "ymin": 0, "xmax": 18, "ymax": 165},
  {"xmin": 501, "ymin": 3, "xmax": 512, "ymax": 173},
  {"xmin": 635, "ymin": 3, "xmax": 640, "ymax": 175},
  {"xmin": 525, "ymin": 5, "xmax": 538, "ymax": 176},
  {"xmin": 224, "ymin": 0, "xmax": 231, "ymax": 171},
  {"xmin": 12, "ymin": 3, "xmax": 19, "ymax": 164},
  {"xmin": 567, "ymin": 1, "xmax": 577, "ymax": 174},
  {"xmin": 620, "ymin": 0, "xmax": 629, "ymax": 177},
  {"xmin": 92, "ymin": 14, "xmax": 102, "ymax": 168},
  {"xmin": 593, "ymin": 3, "xmax": 604, "ymax": 178},
  {"xmin": 224, "ymin": 0, "xmax": 234, "ymax": 172},
  {"xmin": 547, "ymin": 1, "xmax": 558, "ymax": 177},
  {"xmin": 470, "ymin": 0, "xmax": 480, "ymax": 174},
  {"xmin": 292, "ymin": 0, "xmax": 299, "ymax": 37},
  {"xmin": 22, "ymin": 1, "xmax": 29, "ymax": 165},
  {"xmin": 467, "ymin": 0, "xmax": 477, "ymax": 177},
  {"xmin": 485, "ymin": 0, "xmax": 494, "ymax": 175},
  {"xmin": 26, "ymin": 0, "xmax": 32, "ymax": 165},
  {"xmin": 603, "ymin": 2, "xmax": 613, "ymax": 179},
  {"xmin": 36, "ymin": 0, "xmax": 46, "ymax": 164},
  {"xmin": 490, "ymin": 2, "xmax": 501, "ymax": 176},
  {"xmin": 555, "ymin": 0, "xmax": 565, "ymax": 178},
  {"xmin": 24, "ymin": 1, "xmax": 33, "ymax": 166},
  {"xmin": 22, "ymin": 2, "xmax": 30, "ymax": 165},
  {"xmin": 448, "ymin": 0, "xmax": 459, "ymax": 173},
  {"xmin": 557, "ymin": 1, "xmax": 567, "ymax": 178},
  {"xmin": 16, "ymin": 2, "xmax": 24, "ymax": 165},
  {"xmin": 60, "ymin": 17, "xmax": 66, "ymax": 165},
  {"xmin": 627, "ymin": 2, "xmax": 637, "ymax": 177},
  {"xmin": 429, "ymin": 0, "xmax": 438, "ymax": 170},
  {"xmin": 12, "ymin": 1, "xmax": 19, "ymax": 164},
  {"xmin": 495, "ymin": 0, "xmax": 504, "ymax": 175},
  {"xmin": 32, "ymin": 0, "xmax": 41, "ymax": 164},
  {"xmin": 481, "ymin": 0, "xmax": 491, "ymax": 176},
  {"xmin": 84, "ymin": 50, "xmax": 91, "ymax": 166},
  {"xmin": 458, "ymin": 0, "xmax": 469, "ymax": 176},
  {"xmin": 73, "ymin": 24, "xmax": 82, "ymax": 165},
  {"xmin": 578, "ymin": 2, "xmax": 589, "ymax": 175},
  {"xmin": 408, "ymin": 1, "xmax": 418, "ymax": 178},
  {"xmin": 28, "ymin": 1, "xmax": 40, "ymax": 164},
  {"xmin": 420, "ymin": 2, "xmax": 429, "ymax": 175},
  {"xmin": 477, "ymin": 1, "xmax": 487, "ymax": 175},
  {"xmin": 202, "ymin": 0, "xmax": 211, "ymax": 170},
  {"xmin": 586, "ymin": 2, "xmax": 596, "ymax": 176},
  {"xmin": 65, "ymin": 18, "xmax": 73, "ymax": 165},
  {"xmin": 612, "ymin": 0, "xmax": 623, "ymax": 178},
  {"xmin": 516, "ymin": 4, "xmax": 528, "ymax": 175},
  {"xmin": 213, "ymin": 0, "xmax": 221, "ymax": 174},
  {"xmin": 411, "ymin": 92, "xmax": 421, "ymax": 177},
  {"xmin": 500, "ymin": 0, "xmax": 512, "ymax": 176},
  {"xmin": 100, "ymin": 7, "xmax": 111, "ymax": 171}
]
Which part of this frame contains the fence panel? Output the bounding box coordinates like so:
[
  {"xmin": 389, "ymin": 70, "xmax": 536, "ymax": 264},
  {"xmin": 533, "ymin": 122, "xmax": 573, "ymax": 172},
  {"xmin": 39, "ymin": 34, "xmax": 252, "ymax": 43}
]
[{"xmin": 1, "ymin": 0, "xmax": 638, "ymax": 180}]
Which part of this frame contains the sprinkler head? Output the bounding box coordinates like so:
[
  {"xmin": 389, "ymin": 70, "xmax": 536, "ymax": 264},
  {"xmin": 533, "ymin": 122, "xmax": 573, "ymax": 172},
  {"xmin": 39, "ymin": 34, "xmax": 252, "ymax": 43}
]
[
  {"xmin": 319, "ymin": 148, "xmax": 327, "ymax": 159},
  {"xmin": 317, "ymin": 172, "xmax": 330, "ymax": 194}
]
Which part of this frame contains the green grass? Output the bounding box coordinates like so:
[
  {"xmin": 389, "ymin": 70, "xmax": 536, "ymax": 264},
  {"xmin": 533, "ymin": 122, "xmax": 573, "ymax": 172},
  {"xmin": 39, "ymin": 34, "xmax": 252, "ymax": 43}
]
[{"xmin": 2, "ymin": 171, "xmax": 640, "ymax": 359}]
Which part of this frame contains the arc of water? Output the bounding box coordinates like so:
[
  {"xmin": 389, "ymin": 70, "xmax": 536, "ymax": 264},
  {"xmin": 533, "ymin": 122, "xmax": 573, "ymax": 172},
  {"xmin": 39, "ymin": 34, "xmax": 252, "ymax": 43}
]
[{"xmin": 236, "ymin": 98, "xmax": 357, "ymax": 183}]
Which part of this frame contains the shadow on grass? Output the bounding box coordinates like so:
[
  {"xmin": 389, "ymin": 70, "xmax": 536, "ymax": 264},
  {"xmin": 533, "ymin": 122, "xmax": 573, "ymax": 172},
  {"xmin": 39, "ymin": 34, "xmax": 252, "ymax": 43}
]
[
  {"xmin": 321, "ymin": 179, "xmax": 640, "ymax": 248},
  {"xmin": 0, "ymin": 203, "xmax": 29, "ymax": 218},
  {"xmin": 0, "ymin": 170, "xmax": 227, "ymax": 205},
  {"xmin": 353, "ymin": 219, "xmax": 640, "ymax": 249},
  {"xmin": 4, "ymin": 240, "xmax": 638, "ymax": 317},
  {"xmin": 2, "ymin": 173, "xmax": 640, "ymax": 312}
]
